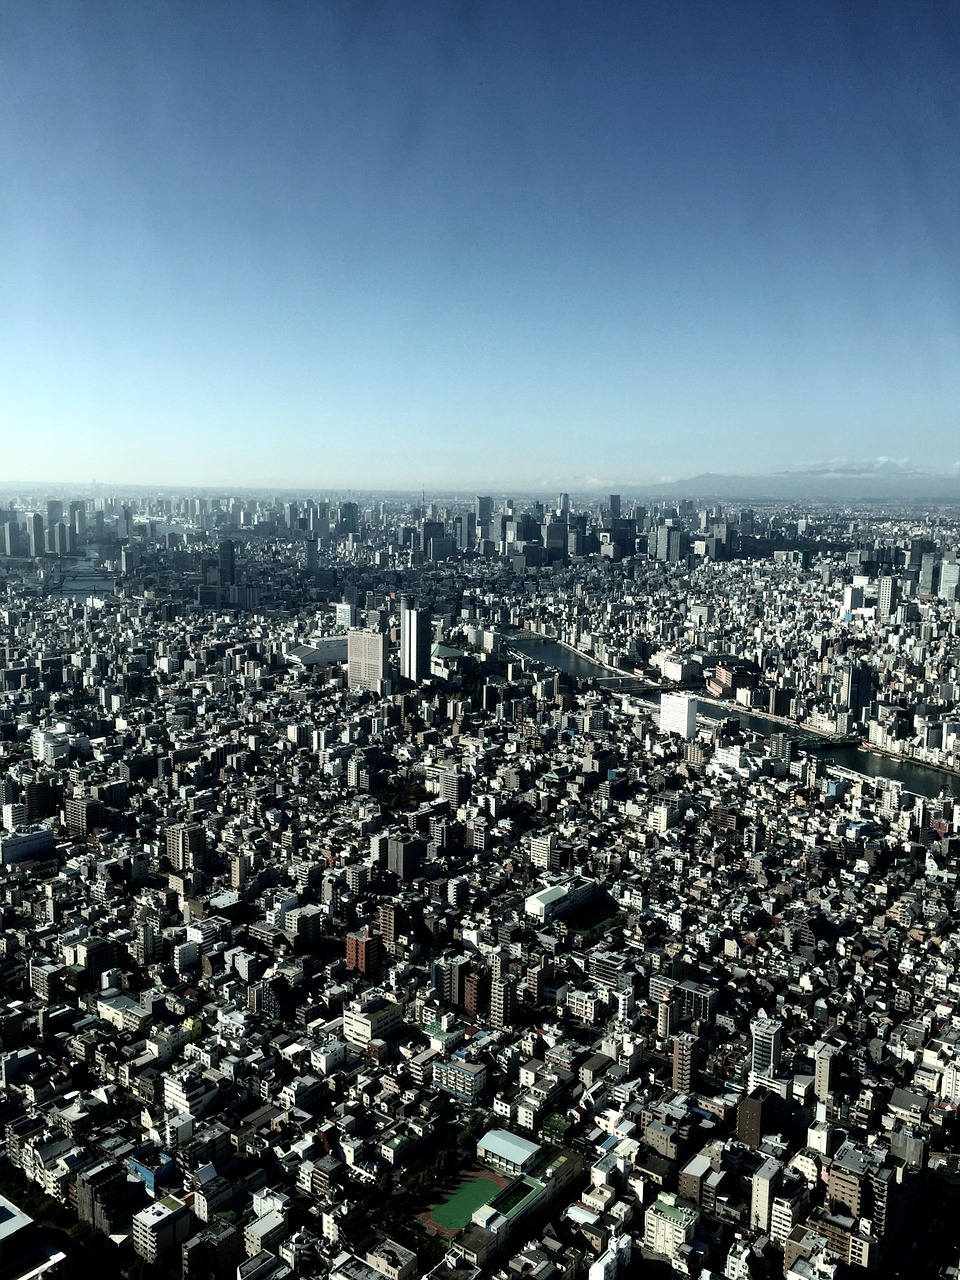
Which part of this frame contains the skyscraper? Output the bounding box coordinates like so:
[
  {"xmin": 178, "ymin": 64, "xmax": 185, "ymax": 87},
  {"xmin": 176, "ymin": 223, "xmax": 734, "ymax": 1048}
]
[
  {"xmin": 841, "ymin": 660, "xmax": 874, "ymax": 722},
  {"xmin": 454, "ymin": 512, "xmax": 476, "ymax": 550},
  {"xmin": 656, "ymin": 524, "xmax": 688, "ymax": 563},
  {"xmin": 51, "ymin": 521, "xmax": 71, "ymax": 557},
  {"xmin": 399, "ymin": 596, "xmax": 431, "ymax": 683},
  {"xmin": 305, "ymin": 536, "xmax": 318, "ymax": 575},
  {"xmin": 1, "ymin": 522, "xmax": 21, "ymax": 557},
  {"xmin": 919, "ymin": 551, "xmax": 940, "ymax": 595},
  {"xmin": 26, "ymin": 513, "xmax": 43, "ymax": 558},
  {"xmin": 69, "ymin": 500, "xmax": 86, "ymax": 540},
  {"xmin": 347, "ymin": 629, "xmax": 388, "ymax": 693},
  {"xmin": 217, "ymin": 539, "xmax": 236, "ymax": 587},
  {"xmin": 939, "ymin": 558, "xmax": 960, "ymax": 603},
  {"xmin": 877, "ymin": 575, "xmax": 899, "ymax": 619},
  {"xmin": 660, "ymin": 692, "xmax": 698, "ymax": 739},
  {"xmin": 338, "ymin": 502, "xmax": 359, "ymax": 536}
]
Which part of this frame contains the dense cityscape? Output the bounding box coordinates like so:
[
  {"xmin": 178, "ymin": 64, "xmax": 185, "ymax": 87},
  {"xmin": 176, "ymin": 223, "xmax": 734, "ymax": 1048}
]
[{"xmin": 0, "ymin": 487, "xmax": 959, "ymax": 1280}]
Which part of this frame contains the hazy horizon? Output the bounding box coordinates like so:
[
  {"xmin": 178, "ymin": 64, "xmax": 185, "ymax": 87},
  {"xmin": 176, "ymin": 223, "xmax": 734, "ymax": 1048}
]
[
  {"xmin": 6, "ymin": 459, "xmax": 960, "ymax": 507},
  {"xmin": 3, "ymin": 2, "xmax": 959, "ymax": 489}
]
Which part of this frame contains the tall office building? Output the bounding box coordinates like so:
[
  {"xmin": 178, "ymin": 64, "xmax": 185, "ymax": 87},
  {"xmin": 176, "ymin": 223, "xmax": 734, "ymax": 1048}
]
[
  {"xmin": 217, "ymin": 539, "xmax": 236, "ymax": 587},
  {"xmin": 69, "ymin": 500, "xmax": 86, "ymax": 540},
  {"xmin": 26, "ymin": 513, "xmax": 43, "ymax": 558},
  {"xmin": 908, "ymin": 537, "xmax": 929, "ymax": 570},
  {"xmin": 347, "ymin": 629, "xmax": 388, "ymax": 693},
  {"xmin": 660, "ymin": 692, "xmax": 698, "ymax": 739},
  {"xmin": 337, "ymin": 502, "xmax": 359, "ymax": 536},
  {"xmin": 454, "ymin": 512, "xmax": 476, "ymax": 551},
  {"xmin": 750, "ymin": 1017, "xmax": 783, "ymax": 1087},
  {"xmin": 420, "ymin": 519, "xmax": 444, "ymax": 553},
  {"xmin": 1, "ymin": 522, "xmax": 21, "ymax": 557},
  {"xmin": 305, "ymin": 535, "xmax": 319, "ymax": 575},
  {"xmin": 475, "ymin": 495, "xmax": 493, "ymax": 529},
  {"xmin": 608, "ymin": 494, "xmax": 621, "ymax": 520},
  {"xmin": 919, "ymin": 551, "xmax": 940, "ymax": 594},
  {"xmin": 386, "ymin": 834, "xmax": 424, "ymax": 880},
  {"xmin": 877, "ymin": 575, "xmax": 899, "ymax": 619},
  {"xmin": 769, "ymin": 732, "xmax": 798, "ymax": 763},
  {"xmin": 132, "ymin": 1196, "xmax": 192, "ymax": 1263},
  {"xmin": 841, "ymin": 661, "xmax": 874, "ymax": 721},
  {"xmin": 737, "ymin": 1090, "xmax": 773, "ymax": 1149},
  {"xmin": 842, "ymin": 585, "xmax": 864, "ymax": 614},
  {"xmin": 463, "ymin": 965, "xmax": 491, "ymax": 1019},
  {"xmin": 375, "ymin": 900, "xmax": 405, "ymax": 954},
  {"xmin": 656, "ymin": 525, "xmax": 688, "ymax": 563},
  {"xmin": 939, "ymin": 558, "xmax": 960, "ymax": 603},
  {"xmin": 399, "ymin": 596, "xmax": 431, "ymax": 683},
  {"xmin": 657, "ymin": 993, "xmax": 676, "ymax": 1039},
  {"xmin": 51, "ymin": 521, "xmax": 72, "ymax": 557},
  {"xmin": 166, "ymin": 822, "xmax": 206, "ymax": 871},
  {"xmin": 825, "ymin": 1139, "xmax": 913, "ymax": 1253}
]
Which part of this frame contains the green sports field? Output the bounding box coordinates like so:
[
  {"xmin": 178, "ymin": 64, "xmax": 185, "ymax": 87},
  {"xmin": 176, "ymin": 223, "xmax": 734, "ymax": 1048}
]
[{"xmin": 429, "ymin": 1171, "xmax": 502, "ymax": 1230}]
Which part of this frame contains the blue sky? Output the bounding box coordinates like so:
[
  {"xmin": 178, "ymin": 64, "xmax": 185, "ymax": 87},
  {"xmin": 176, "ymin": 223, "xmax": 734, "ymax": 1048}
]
[{"xmin": 2, "ymin": 1, "xmax": 959, "ymax": 490}]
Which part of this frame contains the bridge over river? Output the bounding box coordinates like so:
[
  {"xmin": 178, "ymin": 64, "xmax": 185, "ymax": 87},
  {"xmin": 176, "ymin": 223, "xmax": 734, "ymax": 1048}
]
[{"xmin": 504, "ymin": 632, "xmax": 960, "ymax": 800}]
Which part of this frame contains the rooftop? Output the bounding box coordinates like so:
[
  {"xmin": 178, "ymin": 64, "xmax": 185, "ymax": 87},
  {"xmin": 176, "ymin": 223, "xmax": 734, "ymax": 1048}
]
[{"xmin": 478, "ymin": 1128, "xmax": 541, "ymax": 1168}]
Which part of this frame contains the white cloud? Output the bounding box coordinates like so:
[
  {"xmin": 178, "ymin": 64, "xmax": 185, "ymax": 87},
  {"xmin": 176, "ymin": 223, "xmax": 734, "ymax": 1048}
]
[{"xmin": 788, "ymin": 455, "xmax": 915, "ymax": 477}]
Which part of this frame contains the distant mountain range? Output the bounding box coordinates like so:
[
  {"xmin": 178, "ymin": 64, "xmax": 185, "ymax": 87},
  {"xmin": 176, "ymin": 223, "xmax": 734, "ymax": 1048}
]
[{"xmin": 641, "ymin": 469, "xmax": 960, "ymax": 502}]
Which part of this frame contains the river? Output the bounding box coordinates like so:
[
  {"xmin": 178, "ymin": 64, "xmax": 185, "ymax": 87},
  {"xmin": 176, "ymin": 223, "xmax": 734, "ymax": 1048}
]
[
  {"xmin": 50, "ymin": 550, "xmax": 119, "ymax": 598},
  {"xmin": 695, "ymin": 703, "xmax": 960, "ymax": 799},
  {"xmin": 505, "ymin": 632, "xmax": 960, "ymax": 800},
  {"xmin": 506, "ymin": 631, "xmax": 625, "ymax": 682}
]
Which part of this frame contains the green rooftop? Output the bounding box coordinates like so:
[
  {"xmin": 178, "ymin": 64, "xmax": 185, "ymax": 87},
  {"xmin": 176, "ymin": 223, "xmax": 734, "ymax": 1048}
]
[
  {"xmin": 487, "ymin": 1176, "xmax": 544, "ymax": 1220},
  {"xmin": 653, "ymin": 1196, "xmax": 697, "ymax": 1226}
]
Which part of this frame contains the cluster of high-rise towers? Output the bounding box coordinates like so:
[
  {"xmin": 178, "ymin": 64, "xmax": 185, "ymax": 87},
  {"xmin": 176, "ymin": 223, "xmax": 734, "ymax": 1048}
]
[{"xmin": 345, "ymin": 594, "xmax": 432, "ymax": 695}]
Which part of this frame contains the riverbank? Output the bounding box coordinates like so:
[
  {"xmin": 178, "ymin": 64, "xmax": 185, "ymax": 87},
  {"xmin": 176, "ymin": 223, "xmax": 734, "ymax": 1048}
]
[
  {"xmin": 696, "ymin": 696, "xmax": 960, "ymax": 797},
  {"xmin": 854, "ymin": 743, "xmax": 960, "ymax": 786},
  {"xmin": 695, "ymin": 692, "xmax": 860, "ymax": 745},
  {"xmin": 511, "ymin": 629, "xmax": 630, "ymax": 677},
  {"xmin": 503, "ymin": 632, "xmax": 960, "ymax": 798}
]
